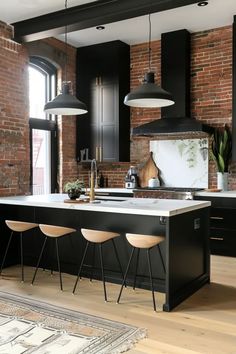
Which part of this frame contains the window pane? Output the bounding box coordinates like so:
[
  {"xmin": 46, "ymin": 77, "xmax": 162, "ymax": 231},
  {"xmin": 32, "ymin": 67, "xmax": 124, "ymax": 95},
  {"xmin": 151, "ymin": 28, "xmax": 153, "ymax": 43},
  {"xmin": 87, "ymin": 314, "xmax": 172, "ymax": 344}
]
[
  {"xmin": 29, "ymin": 66, "xmax": 46, "ymax": 119},
  {"xmin": 32, "ymin": 129, "xmax": 51, "ymax": 195}
]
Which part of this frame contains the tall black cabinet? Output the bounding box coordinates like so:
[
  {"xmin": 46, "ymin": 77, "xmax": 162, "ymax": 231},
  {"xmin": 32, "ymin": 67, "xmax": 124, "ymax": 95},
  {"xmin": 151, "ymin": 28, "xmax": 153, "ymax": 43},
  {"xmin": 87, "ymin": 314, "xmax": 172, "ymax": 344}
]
[{"xmin": 76, "ymin": 40, "xmax": 130, "ymax": 162}]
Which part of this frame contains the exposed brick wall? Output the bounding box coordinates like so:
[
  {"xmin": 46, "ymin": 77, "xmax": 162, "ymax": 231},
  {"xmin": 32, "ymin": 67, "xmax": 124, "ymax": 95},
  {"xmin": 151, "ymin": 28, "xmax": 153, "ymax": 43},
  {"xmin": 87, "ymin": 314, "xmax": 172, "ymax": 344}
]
[
  {"xmin": 0, "ymin": 21, "xmax": 30, "ymax": 196},
  {"xmin": 0, "ymin": 21, "xmax": 234, "ymax": 194},
  {"xmin": 0, "ymin": 24, "xmax": 78, "ymax": 196},
  {"xmin": 78, "ymin": 26, "xmax": 234, "ymax": 189},
  {"xmin": 191, "ymin": 26, "xmax": 233, "ymax": 189}
]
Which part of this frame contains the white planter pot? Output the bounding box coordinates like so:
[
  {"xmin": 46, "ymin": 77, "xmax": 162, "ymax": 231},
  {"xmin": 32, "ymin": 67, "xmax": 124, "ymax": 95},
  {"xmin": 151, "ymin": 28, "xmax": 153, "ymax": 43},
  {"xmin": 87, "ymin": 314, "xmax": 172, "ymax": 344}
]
[{"xmin": 217, "ymin": 172, "xmax": 228, "ymax": 191}]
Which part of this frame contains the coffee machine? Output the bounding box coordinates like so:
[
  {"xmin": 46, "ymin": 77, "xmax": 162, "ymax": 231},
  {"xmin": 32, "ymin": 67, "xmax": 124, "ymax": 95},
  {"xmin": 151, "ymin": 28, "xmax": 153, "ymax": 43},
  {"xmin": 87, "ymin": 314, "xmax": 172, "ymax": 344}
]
[{"xmin": 125, "ymin": 166, "xmax": 139, "ymax": 188}]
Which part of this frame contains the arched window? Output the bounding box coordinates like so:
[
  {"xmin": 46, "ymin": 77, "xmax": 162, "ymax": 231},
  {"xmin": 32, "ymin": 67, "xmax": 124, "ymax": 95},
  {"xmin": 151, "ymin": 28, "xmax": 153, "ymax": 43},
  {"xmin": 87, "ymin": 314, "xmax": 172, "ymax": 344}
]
[{"xmin": 28, "ymin": 57, "xmax": 58, "ymax": 195}]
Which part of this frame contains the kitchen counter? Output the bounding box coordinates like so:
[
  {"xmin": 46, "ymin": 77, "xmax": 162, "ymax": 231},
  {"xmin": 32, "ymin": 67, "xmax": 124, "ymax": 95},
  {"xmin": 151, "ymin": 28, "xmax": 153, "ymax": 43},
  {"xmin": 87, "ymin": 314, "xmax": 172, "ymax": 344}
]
[
  {"xmin": 0, "ymin": 194, "xmax": 210, "ymax": 217},
  {"xmin": 0, "ymin": 193, "xmax": 210, "ymax": 312},
  {"xmin": 196, "ymin": 190, "xmax": 236, "ymax": 198}
]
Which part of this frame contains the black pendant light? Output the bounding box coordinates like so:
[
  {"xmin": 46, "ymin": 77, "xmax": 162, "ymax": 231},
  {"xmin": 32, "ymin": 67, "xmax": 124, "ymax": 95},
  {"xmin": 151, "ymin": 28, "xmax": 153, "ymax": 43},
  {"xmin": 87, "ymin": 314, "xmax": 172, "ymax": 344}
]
[
  {"xmin": 44, "ymin": 0, "xmax": 87, "ymax": 116},
  {"xmin": 124, "ymin": 14, "xmax": 175, "ymax": 108}
]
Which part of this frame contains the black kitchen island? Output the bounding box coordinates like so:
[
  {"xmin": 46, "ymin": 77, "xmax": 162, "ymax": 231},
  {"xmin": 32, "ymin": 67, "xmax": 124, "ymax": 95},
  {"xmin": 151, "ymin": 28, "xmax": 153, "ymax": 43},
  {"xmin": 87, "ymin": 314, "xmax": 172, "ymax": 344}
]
[{"xmin": 0, "ymin": 194, "xmax": 210, "ymax": 311}]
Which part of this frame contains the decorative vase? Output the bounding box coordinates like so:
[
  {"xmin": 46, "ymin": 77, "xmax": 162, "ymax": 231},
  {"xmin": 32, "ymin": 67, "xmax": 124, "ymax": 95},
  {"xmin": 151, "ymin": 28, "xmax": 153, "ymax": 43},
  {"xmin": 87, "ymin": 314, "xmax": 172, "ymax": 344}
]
[
  {"xmin": 217, "ymin": 172, "xmax": 228, "ymax": 191},
  {"xmin": 67, "ymin": 189, "xmax": 81, "ymax": 200}
]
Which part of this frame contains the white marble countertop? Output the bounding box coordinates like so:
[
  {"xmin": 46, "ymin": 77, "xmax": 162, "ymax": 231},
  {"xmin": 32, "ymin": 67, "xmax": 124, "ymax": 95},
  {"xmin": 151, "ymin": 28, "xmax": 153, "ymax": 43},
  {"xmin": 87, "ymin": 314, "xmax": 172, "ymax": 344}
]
[
  {"xmin": 99, "ymin": 187, "xmax": 236, "ymax": 199},
  {"xmin": 0, "ymin": 194, "xmax": 210, "ymax": 217},
  {"xmin": 195, "ymin": 190, "xmax": 236, "ymax": 198}
]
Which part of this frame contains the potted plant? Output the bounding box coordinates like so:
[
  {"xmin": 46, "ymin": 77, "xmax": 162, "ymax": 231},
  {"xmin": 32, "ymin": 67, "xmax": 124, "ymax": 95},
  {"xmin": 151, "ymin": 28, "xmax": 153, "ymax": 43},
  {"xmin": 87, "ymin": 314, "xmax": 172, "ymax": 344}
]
[
  {"xmin": 211, "ymin": 124, "xmax": 232, "ymax": 190},
  {"xmin": 64, "ymin": 179, "xmax": 85, "ymax": 200}
]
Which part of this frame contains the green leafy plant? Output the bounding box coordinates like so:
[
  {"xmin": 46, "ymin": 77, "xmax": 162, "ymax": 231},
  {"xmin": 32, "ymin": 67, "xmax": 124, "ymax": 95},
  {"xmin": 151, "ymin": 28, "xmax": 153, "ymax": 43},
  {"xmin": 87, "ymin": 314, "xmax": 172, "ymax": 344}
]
[
  {"xmin": 211, "ymin": 125, "xmax": 232, "ymax": 173},
  {"xmin": 64, "ymin": 179, "xmax": 84, "ymax": 192}
]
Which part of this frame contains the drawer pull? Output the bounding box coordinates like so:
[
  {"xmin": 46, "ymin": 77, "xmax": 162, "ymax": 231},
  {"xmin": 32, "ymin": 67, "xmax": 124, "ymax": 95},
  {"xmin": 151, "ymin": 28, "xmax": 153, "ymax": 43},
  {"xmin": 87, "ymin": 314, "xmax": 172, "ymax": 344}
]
[
  {"xmin": 210, "ymin": 216, "xmax": 224, "ymax": 220},
  {"xmin": 210, "ymin": 237, "xmax": 224, "ymax": 241}
]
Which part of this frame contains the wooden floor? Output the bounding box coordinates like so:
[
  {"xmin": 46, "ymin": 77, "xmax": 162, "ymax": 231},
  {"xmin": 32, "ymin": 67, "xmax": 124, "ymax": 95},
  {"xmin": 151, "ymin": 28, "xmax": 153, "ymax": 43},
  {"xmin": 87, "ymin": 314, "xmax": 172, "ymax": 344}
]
[{"xmin": 0, "ymin": 255, "xmax": 235, "ymax": 354}]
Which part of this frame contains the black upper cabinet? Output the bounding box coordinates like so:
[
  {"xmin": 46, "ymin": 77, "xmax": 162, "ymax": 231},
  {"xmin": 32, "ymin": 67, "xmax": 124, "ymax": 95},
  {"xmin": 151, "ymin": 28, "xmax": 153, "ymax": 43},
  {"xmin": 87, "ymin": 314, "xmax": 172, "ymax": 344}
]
[{"xmin": 76, "ymin": 40, "xmax": 130, "ymax": 162}]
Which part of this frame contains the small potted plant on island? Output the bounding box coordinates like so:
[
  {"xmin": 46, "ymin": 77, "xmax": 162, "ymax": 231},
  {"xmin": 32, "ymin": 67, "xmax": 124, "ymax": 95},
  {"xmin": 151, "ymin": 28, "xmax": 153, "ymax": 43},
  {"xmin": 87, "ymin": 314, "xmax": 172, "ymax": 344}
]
[
  {"xmin": 211, "ymin": 124, "xmax": 232, "ymax": 191},
  {"xmin": 64, "ymin": 179, "xmax": 85, "ymax": 200}
]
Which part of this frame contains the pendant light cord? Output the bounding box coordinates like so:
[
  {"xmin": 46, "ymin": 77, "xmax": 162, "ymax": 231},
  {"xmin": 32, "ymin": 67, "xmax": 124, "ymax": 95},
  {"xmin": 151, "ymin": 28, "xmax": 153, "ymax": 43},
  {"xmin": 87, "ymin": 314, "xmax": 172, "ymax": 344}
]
[
  {"xmin": 148, "ymin": 13, "xmax": 151, "ymax": 72},
  {"xmin": 64, "ymin": 0, "xmax": 68, "ymax": 84}
]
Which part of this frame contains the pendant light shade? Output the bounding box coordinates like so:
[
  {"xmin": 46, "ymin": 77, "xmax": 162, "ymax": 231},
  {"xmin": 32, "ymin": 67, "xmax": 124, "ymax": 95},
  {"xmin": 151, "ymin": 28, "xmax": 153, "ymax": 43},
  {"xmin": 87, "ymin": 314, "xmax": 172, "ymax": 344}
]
[
  {"xmin": 44, "ymin": 82, "xmax": 88, "ymax": 115},
  {"xmin": 124, "ymin": 14, "xmax": 175, "ymax": 108},
  {"xmin": 44, "ymin": 0, "xmax": 87, "ymax": 116},
  {"xmin": 124, "ymin": 72, "xmax": 174, "ymax": 108}
]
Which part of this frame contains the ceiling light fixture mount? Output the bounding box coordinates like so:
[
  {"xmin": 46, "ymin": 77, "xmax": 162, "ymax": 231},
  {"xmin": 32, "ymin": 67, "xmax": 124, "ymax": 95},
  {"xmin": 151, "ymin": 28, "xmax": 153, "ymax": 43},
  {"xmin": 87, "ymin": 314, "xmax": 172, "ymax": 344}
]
[
  {"xmin": 124, "ymin": 14, "xmax": 174, "ymax": 108},
  {"xmin": 197, "ymin": 1, "xmax": 208, "ymax": 6},
  {"xmin": 44, "ymin": 0, "xmax": 87, "ymax": 116}
]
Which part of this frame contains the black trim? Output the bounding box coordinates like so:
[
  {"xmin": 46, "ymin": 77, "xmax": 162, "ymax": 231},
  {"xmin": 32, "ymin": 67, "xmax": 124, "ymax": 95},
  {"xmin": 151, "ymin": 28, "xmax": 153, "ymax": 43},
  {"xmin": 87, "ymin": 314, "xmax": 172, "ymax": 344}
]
[
  {"xmin": 29, "ymin": 120, "xmax": 58, "ymax": 194},
  {"xmin": 30, "ymin": 56, "xmax": 56, "ymax": 76},
  {"xmin": 29, "ymin": 118, "xmax": 57, "ymax": 131},
  {"xmin": 12, "ymin": 0, "xmax": 200, "ymax": 43}
]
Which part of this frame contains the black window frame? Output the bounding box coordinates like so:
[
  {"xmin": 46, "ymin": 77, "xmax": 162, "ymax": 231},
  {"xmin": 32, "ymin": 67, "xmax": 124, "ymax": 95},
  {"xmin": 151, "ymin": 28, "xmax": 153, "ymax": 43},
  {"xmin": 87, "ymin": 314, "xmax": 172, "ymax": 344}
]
[{"xmin": 29, "ymin": 57, "xmax": 58, "ymax": 194}]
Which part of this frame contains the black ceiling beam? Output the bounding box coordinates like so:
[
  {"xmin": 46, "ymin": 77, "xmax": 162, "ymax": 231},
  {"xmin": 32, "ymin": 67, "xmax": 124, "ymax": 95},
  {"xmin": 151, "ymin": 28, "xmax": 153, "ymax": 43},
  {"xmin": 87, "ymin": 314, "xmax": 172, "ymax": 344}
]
[{"xmin": 12, "ymin": 0, "xmax": 200, "ymax": 43}]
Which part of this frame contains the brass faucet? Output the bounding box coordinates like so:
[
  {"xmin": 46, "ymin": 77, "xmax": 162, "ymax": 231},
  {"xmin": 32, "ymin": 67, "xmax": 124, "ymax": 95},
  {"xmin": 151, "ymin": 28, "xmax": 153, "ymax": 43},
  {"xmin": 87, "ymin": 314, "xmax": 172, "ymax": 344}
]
[{"xmin": 90, "ymin": 159, "xmax": 97, "ymax": 202}]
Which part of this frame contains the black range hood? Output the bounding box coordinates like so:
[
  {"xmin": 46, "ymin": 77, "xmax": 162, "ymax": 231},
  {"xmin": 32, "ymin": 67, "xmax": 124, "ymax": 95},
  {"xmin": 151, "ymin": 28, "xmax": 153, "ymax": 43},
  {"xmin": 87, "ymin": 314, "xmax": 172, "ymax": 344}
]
[{"xmin": 133, "ymin": 29, "xmax": 214, "ymax": 136}]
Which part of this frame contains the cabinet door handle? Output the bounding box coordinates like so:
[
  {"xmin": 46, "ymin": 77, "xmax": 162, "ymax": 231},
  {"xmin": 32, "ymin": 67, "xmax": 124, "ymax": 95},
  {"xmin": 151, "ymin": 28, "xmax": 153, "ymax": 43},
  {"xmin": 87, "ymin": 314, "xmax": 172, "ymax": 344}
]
[
  {"xmin": 210, "ymin": 216, "xmax": 224, "ymax": 220},
  {"xmin": 210, "ymin": 237, "xmax": 224, "ymax": 241}
]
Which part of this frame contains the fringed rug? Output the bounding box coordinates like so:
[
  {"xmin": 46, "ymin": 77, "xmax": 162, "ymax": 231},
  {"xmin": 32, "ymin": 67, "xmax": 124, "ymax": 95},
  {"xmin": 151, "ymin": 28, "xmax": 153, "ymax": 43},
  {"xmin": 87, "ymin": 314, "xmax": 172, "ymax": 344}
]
[{"xmin": 0, "ymin": 291, "xmax": 146, "ymax": 353}]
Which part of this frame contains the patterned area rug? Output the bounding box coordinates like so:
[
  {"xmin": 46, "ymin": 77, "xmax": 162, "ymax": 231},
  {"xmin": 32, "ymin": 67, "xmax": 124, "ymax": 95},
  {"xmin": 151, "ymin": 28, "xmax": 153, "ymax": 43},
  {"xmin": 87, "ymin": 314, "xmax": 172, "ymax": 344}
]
[{"xmin": 0, "ymin": 291, "xmax": 146, "ymax": 353}]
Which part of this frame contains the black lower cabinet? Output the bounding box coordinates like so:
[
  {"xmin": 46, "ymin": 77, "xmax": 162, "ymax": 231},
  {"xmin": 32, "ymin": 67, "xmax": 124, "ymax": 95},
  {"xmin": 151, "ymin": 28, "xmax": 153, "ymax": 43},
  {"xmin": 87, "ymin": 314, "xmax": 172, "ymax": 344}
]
[
  {"xmin": 0, "ymin": 204, "xmax": 165, "ymax": 290},
  {"xmin": 196, "ymin": 196, "xmax": 236, "ymax": 257}
]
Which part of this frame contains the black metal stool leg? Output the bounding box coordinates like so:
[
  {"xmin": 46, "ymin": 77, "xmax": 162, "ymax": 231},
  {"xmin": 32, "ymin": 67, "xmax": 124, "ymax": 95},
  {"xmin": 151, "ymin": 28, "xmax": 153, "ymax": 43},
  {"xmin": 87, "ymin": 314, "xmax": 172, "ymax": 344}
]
[
  {"xmin": 90, "ymin": 243, "xmax": 96, "ymax": 281},
  {"xmin": 117, "ymin": 247, "xmax": 135, "ymax": 304},
  {"xmin": 111, "ymin": 239, "xmax": 126, "ymax": 287},
  {"xmin": 55, "ymin": 238, "xmax": 63, "ymax": 291},
  {"xmin": 32, "ymin": 237, "xmax": 47, "ymax": 285},
  {"xmin": 0, "ymin": 231, "xmax": 14, "ymax": 275},
  {"xmin": 99, "ymin": 243, "xmax": 107, "ymax": 302},
  {"xmin": 133, "ymin": 248, "xmax": 140, "ymax": 290},
  {"xmin": 157, "ymin": 244, "xmax": 166, "ymax": 273},
  {"xmin": 73, "ymin": 241, "xmax": 89, "ymax": 294},
  {"xmin": 147, "ymin": 248, "xmax": 156, "ymax": 311},
  {"xmin": 20, "ymin": 232, "xmax": 24, "ymax": 282}
]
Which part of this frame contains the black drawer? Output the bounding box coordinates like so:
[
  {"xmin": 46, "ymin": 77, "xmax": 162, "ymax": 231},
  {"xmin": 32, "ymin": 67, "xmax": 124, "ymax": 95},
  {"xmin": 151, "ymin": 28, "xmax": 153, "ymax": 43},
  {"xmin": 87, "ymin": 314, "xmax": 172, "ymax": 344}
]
[
  {"xmin": 210, "ymin": 208, "xmax": 236, "ymax": 230},
  {"xmin": 210, "ymin": 228, "xmax": 236, "ymax": 257}
]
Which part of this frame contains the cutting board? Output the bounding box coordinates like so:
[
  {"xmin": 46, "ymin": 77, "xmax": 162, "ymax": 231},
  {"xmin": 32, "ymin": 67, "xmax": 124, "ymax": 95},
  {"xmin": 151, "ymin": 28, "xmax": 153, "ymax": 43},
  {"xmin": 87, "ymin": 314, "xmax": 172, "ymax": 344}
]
[{"xmin": 138, "ymin": 152, "xmax": 159, "ymax": 187}]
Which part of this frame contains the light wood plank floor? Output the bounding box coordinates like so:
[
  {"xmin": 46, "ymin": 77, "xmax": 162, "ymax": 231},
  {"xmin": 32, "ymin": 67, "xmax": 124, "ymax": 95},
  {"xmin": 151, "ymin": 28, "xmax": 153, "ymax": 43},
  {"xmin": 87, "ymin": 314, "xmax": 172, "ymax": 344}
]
[{"xmin": 0, "ymin": 255, "xmax": 235, "ymax": 354}]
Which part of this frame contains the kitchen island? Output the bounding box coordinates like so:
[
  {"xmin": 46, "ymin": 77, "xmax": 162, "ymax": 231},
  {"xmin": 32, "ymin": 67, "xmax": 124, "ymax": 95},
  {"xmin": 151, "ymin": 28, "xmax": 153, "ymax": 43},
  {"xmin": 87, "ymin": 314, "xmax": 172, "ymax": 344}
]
[{"xmin": 0, "ymin": 194, "xmax": 210, "ymax": 311}]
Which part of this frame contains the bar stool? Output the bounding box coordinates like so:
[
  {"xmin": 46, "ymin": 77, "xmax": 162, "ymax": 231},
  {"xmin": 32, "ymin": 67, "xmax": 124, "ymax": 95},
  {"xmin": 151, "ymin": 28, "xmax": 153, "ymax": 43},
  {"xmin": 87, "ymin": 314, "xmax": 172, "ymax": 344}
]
[
  {"xmin": 117, "ymin": 233, "xmax": 165, "ymax": 311},
  {"xmin": 73, "ymin": 228, "xmax": 125, "ymax": 302},
  {"xmin": 0, "ymin": 220, "xmax": 38, "ymax": 282},
  {"xmin": 32, "ymin": 224, "xmax": 76, "ymax": 291}
]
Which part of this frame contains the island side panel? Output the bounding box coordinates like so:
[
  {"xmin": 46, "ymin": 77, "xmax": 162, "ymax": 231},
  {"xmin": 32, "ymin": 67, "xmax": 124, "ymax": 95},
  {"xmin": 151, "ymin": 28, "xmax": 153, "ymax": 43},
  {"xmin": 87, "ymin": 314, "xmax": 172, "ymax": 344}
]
[{"xmin": 164, "ymin": 206, "xmax": 210, "ymax": 311}]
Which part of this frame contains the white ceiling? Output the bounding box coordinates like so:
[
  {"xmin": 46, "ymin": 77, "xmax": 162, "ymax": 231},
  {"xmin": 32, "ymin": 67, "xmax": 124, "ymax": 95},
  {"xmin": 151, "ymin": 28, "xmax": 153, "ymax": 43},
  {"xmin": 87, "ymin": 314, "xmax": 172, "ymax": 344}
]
[{"xmin": 1, "ymin": 0, "xmax": 236, "ymax": 47}]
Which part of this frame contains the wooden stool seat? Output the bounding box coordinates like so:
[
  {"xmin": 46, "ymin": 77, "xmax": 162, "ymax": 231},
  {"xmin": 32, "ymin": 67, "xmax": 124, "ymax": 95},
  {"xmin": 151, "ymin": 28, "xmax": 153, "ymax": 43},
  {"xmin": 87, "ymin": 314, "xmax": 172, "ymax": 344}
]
[
  {"xmin": 117, "ymin": 233, "xmax": 165, "ymax": 311},
  {"xmin": 81, "ymin": 228, "xmax": 119, "ymax": 243},
  {"xmin": 126, "ymin": 233, "xmax": 165, "ymax": 249},
  {"xmin": 6, "ymin": 220, "xmax": 38, "ymax": 233},
  {"xmin": 39, "ymin": 224, "xmax": 76, "ymax": 238},
  {"xmin": 73, "ymin": 228, "xmax": 124, "ymax": 302},
  {"xmin": 0, "ymin": 220, "xmax": 38, "ymax": 282},
  {"xmin": 32, "ymin": 224, "xmax": 76, "ymax": 291}
]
